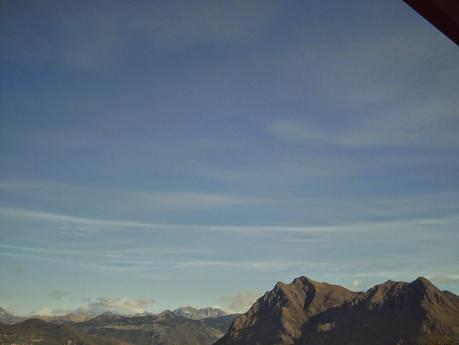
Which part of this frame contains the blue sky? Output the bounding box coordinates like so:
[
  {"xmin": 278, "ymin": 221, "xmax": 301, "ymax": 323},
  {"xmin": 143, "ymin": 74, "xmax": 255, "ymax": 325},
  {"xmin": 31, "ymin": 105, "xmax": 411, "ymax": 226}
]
[{"xmin": 0, "ymin": 0, "xmax": 458, "ymax": 316}]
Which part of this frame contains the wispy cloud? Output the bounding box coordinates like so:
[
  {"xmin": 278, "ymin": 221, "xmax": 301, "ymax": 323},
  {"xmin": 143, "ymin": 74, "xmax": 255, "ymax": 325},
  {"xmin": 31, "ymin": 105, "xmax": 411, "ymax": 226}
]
[
  {"xmin": 0, "ymin": 243, "xmax": 214, "ymax": 273},
  {"xmin": 345, "ymin": 279, "xmax": 361, "ymax": 291},
  {"xmin": 0, "ymin": 1, "xmax": 280, "ymax": 71},
  {"xmin": 1, "ymin": 206, "xmax": 458, "ymax": 235},
  {"xmin": 80, "ymin": 297, "xmax": 155, "ymax": 315},
  {"xmin": 0, "ymin": 206, "xmax": 163, "ymax": 230},
  {"xmin": 34, "ymin": 297, "xmax": 155, "ymax": 316},
  {"xmin": 173, "ymin": 260, "xmax": 299, "ymax": 271},
  {"xmin": 0, "ymin": 181, "xmax": 266, "ymax": 209},
  {"xmin": 268, "ymin": 100, "xmax": 459, "ymax": 149},
  {"xmin": 143, "ymin": 192, "xmax": 266, "ymax": 208},
  {"xmin": 430, "ymin": 274, "xmax": 459, "ymax": 285},
  {"xmin": 0, "ymin": 241, "xmax": 400, "ymax": 276},
  {"xmin": 48, "ymin": 290, "xmax": 71, "ymax": 300},
  {"xmin": 0, "ymin": 247, "xmax": 312, "ymax": 274},
  {"xmin": 266, "ymin": 26, "xmax": 459, "ymax": 150},
  {"xmin": 219, "ymin": 291, "xmax": 261, "ymax": 313}
]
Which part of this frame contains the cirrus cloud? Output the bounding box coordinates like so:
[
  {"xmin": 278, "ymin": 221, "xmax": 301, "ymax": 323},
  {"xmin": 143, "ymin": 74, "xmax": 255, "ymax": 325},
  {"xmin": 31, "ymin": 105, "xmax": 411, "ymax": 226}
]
[
  {"xmin": 430, "ymin": 274, "xmax": 459, "ymax": 285},
  {"xmin": 219, "ymin": 291, "xmax": 261, "ymax": 313},
  {"xmin": 48, "ymin": 290, "xmax": 71, "ymax": 300},
  {"xmin": 79, "ymin": 297, "xmax": 155, "ymax": 315},
  {"xmin": 33, "ymin": 297, "xmax": 155, "ymax": 317}
]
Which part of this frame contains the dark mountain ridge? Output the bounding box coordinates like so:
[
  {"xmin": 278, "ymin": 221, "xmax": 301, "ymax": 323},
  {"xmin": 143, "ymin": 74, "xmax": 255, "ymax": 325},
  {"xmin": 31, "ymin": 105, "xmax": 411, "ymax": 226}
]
[{"xmin": 202, "ymin": 314, "xmax": 240, "ymax": 334}]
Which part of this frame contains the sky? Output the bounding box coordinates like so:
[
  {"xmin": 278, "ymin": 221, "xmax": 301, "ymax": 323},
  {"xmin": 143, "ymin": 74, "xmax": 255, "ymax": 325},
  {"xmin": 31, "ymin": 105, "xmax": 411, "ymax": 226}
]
[{"xmin": 0, "ymin": 0, "xmax": 458, "ymax": 316}]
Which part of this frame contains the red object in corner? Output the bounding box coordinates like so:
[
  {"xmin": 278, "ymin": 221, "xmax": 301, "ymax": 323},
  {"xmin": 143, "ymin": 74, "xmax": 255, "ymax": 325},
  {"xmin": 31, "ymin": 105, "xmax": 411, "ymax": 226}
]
[{"xmin": 403, "ymin": 0, "xmax": 459, "ymax": 45}]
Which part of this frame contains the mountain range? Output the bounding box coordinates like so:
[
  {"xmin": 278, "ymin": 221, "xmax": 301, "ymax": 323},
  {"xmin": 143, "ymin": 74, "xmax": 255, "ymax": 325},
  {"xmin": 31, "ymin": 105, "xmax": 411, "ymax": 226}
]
[
  {"xmin": 75, "ymin": 310, "xmax": 232, "ymax": 345},
  {"xmin": 0, "ymin": 318, "xmax": 128, "ymax": 345},
  {"xmin": 1, "ymin": 276, "xmax": 458, "ymax": 345},
  {"xmin": 0, "ymin": 306, "xmax": 238, "ymax": 345}
]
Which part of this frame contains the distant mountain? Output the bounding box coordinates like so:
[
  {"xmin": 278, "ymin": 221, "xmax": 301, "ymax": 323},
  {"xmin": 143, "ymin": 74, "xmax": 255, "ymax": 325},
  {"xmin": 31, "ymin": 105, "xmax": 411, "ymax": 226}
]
[
  {"xmin": 0, "ymin": 306, "xmax": 25, "ymax": 324},
  {"xmin": 0, "ymin": 318, "xmax": 128, "ymax": 345},
  {"xmin": 0, "ymin": 307, "xmax": 236, "ymax": 345},
  {"xmin": 172, "ymin": 306, "xmax": 240, "ymax": 334},
  {"xmin": 75, "ymin": 310, "xmax": 223, "ymax": 345},
  {"xmin": 79, "ymin": 311, "xmax": 126, "ymax": 325},
  {"xmin": 173, "ymin": 306, "xmax": 227, "ymax": 320},
  {"xmin": 0, "ymin": 306, "xmax": 98, "ymax": 325},
  {"xmin": 216, "ymin": 276, "xmax": 459, "ymax": 345},
  {"xmin": 32, "ymin": 311, "xmax": 96, "ymax": 323}
]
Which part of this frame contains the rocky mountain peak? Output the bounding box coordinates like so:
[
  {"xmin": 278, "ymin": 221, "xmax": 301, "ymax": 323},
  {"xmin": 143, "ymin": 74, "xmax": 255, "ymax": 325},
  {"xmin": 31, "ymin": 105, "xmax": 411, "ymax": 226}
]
[
  {"xmin": 216, "ymin": 276, "xmax": 459, "ymax": 345},
  {"xmin": 363, "ymin": 276, "xmax": 444, "ymax": 312},
  {"xmin": 291, "ymin": 275, "xmax": 315, "ymax": 286},
  {"xmin": 218, "ymin": 276, "xmax": 358, "ymax": 345},
  {"xmin": 411, "ymin": 276, "xmax": 439, "ymax": 295}
]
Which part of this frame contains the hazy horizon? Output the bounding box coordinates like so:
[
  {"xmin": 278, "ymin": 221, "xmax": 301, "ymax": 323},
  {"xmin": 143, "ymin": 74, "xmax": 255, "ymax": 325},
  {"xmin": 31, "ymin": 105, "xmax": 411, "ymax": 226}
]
[{"xmin": 1, "ymin": 0, "xmax": 458, "ymax": 317}]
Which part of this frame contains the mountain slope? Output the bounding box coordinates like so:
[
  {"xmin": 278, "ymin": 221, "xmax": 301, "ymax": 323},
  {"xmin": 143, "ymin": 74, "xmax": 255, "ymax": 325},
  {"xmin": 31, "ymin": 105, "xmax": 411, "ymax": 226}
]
[
  {"xmin": 0, "ymin": 318, "xmax": 128, "ymax": 345},
  {"xmin": 0, "ymin": 307, "xmax": 235, "ymax": 345},
  {"xmin": 216, "ymin": 276, "xmax": 459, "ymax": 345},
  {"xmin": 216, "ymin": 276, "xmax": 359, "ymax": 345},
  {"xmin": 0, "ymin": 306, "xmax": 25, "ymax": 324},
  {"xmin": 76, "ymin": 310, "xmax": 223, "ymax": 345}
]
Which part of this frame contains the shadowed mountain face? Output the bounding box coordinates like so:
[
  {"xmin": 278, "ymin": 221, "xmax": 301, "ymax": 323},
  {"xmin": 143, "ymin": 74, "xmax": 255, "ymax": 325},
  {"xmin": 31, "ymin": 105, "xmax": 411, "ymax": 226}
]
[
  {"xmin": 173, "ymin": 307, "xmax": 227, "ymax": 320},
  {"xmin": 202, "ymin": 314, "xmax": 240, "ymax": 334},
  {"xmin": 295, "ymin": 277, "xmax": 459, "ymax": 345},
  {"xmin": 216, "ymin": 276, "xmax": 459, "ymax": 345}
]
